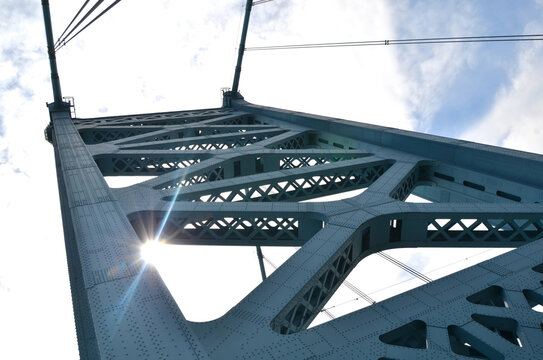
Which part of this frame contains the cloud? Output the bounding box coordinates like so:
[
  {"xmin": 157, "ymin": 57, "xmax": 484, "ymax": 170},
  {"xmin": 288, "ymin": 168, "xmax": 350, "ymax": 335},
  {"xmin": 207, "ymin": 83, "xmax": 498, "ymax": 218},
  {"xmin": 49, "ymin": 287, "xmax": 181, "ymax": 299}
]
[
  {"xmin": 0, "ymin": 0, "xmax": 42, "ymax": 95},
  {"xmin": 0, "ymin": 148, "xmax": 23, "ymax": 177},
  {"xmin": 0, "ymin": 148, "xmax": 8, "ymax": 165},
  {"xmin": 390, "ymin": 0, "xmax": 485, "ymax": 132},
  {"xmin": 50, "ymin": 0, "xmax": 245, "ymax": 116},
  {"xmin": 461, "ymin": 25, "xmax": 543, "ymax": 154},
  {"xmin": 0, "ymin": 3, "xmax": 80, "ymax": 358},
  {"xmin": 242, "ymin": 0, "xmax": 417, "ymax": 130},
  {"xmin": 389, "ymin": 251, "xmax": 431, "ymax": 282},
  {"xmin": 1, "ymin": 1, "xmax": 542, "ymax": 358},
  {"xmin": 0, "ymin": 3, "xmax": 256, "ymax": 355},
  {"xmin": 0, "ymin": 2, "xmax": 59, "ymax": 141},
  {"xmin": 0, "ymin": 277, "xmax": 8, "ymax": 292},
  {"xmin": 2, "ymin": 0, "xmax": 35, "ymax": 16}
]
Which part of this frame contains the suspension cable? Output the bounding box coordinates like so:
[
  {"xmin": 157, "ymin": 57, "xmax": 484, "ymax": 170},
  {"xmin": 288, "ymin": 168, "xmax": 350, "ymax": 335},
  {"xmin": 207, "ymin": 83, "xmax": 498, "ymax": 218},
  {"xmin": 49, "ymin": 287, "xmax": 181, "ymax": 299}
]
[
  {"xmin": 262, "ymin": 255, "xmax": 278, "ymax": 270},
  {"xmin": 370, "ymin": 249, "xmax": 501, "ymax": 296},
  {"xmin": 320, "ymin": 249, "xmax": 503, "ymax": 313},
  {"xmin": 55, "ymin": 0, "xmax": 105, "ymax": 50},
  {"xmin": 54, "ymin": 0, "xmax": 91, "ymax": 48},
  {"xmin": 261, "ymin": 253, "xmax": 375, "ymax": 323},
  {"xmin": 56, "ymin": 0, "xmax": 124, "ymax": 52},
  {"xmin": 253, "ymin": 0, "xmax": 275, "ymax": 5},
  {"xmin": 245, "ymin": 33, "xmax": 543, "ymax": 51},
  {"xmin": 377, "ymin": 252, "xmax": 432, "ymax": 283},
  {"xmin": 322, "ymin": 309, "xmax": 336, "ymax": 320},
  {"xmin": 343, "ymin": 280, "xmax": 376, "ymax": 304},
  {"xmin": 262, "ymin": 254, "xmax": 339, "ymax": 319}
]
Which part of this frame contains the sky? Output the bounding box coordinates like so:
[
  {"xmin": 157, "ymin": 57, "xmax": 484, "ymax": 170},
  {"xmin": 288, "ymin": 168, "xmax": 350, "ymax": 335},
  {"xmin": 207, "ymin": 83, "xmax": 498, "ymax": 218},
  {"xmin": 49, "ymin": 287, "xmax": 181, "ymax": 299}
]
[{"xmin": 1, "ymin": 0, "xmax": 543, "ymax": 358}]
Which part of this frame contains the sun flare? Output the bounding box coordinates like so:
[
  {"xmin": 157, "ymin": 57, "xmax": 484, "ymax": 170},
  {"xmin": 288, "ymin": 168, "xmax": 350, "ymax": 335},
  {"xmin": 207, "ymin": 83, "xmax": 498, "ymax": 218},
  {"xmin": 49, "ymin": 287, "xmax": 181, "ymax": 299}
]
[{"xmin": 140, "ymin": 240, "xmax": 165, "ymax": 265}]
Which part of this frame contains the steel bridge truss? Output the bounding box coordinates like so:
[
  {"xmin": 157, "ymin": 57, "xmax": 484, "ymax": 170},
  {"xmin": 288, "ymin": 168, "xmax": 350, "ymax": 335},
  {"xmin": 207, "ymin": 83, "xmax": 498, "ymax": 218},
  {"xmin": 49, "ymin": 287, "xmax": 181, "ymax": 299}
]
[{"xmin": 47, "ymin": 96, "xmax": 543, "ymax": 359}]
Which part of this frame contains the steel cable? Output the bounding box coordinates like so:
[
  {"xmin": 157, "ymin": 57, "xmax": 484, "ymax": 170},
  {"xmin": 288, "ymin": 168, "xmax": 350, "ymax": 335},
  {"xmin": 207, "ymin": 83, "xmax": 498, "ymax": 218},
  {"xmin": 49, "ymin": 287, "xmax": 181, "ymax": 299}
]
[
  {"xmin": 253, "ymin": 0, "xmax": 275, "ymax": 5},
  {"xmin": 56, "ymin": 0, "xmax": 123, "ymax": 52},
  {"xmin": 55, "ymin": 0, "xmax": 105, "ymax": 51},
  {"xmin": 54, "ymin": 0, "xmax": 91, "ymax": 49},
  {"xmin": 245, "ymin": 34, "xmax": 543, "ymax": 51},
  {"xmin": 377, "ymin": 252, "xmax": 432, "ymax": 283}
]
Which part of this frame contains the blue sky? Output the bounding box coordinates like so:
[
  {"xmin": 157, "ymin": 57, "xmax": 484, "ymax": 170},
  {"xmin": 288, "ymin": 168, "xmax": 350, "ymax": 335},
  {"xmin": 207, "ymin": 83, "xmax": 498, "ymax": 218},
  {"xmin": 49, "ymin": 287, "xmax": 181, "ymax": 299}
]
[
  {"xmin": 1, "ymin": 1, "xmax": 543, "ymax": 358},
  {"xmin": 391, "ymin": 0, "xmax": 543, "ymax": 138}
]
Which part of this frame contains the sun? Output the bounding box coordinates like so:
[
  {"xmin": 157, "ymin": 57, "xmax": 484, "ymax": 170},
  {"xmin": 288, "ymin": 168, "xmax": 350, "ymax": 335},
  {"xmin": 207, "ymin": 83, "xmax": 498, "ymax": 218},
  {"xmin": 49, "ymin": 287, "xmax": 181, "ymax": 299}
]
[{"xmin": 140, "ymin": 239, "xmax": 165, "ymax": 265}]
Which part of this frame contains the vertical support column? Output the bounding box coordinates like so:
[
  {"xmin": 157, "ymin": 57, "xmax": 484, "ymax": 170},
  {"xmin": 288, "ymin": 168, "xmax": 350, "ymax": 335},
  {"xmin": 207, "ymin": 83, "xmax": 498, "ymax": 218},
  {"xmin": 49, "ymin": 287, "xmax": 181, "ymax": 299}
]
[
  {"xmin": 231, "ymin": 0, "xmax": 253, "ymax": 93},
  {"xmin": 41, "ymin": 0, "xmax": 63, "ymax": 104}
]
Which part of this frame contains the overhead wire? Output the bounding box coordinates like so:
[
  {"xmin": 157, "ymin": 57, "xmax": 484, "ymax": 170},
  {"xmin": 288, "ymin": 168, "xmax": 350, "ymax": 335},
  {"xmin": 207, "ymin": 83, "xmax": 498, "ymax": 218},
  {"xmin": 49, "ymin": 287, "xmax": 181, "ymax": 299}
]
[{"xmin": 245, "ymin": 33, "xmax": 543, "ymax": 51}]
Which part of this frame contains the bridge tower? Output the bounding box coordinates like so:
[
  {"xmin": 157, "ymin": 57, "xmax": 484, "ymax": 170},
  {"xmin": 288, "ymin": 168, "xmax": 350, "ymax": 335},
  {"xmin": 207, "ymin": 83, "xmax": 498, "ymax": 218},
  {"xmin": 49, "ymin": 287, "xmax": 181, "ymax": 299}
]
[{"xmin": 42, "ymin": 1, "xmax": 543, "ymax": 359}]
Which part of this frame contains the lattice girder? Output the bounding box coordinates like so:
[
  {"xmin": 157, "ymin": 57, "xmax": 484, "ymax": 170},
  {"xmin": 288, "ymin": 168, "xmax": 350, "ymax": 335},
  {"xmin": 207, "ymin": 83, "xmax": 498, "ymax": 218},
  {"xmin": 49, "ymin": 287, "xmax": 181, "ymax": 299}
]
[
  {"xmin": 79, "ymin": 123, "xmax": 276, "ymax": 145},
  {"xmin": 163, "ymin": 156, "xmax": 392, "ymax": 203},
  {"xmin": 48, "ymin": 97, "xmax": 543, "ymax": 359},
  {"xmin": 128, "ymin": 206, "xmax": 324, "ymax": 246},
  {"xmin": 117, "ymin": 124, "xmax": 275, "ymax": 144},
  {"xmin": 266, "ymin": 204, "xmax": 543, "ymax": 335},
  {"xmin": 93, "ymin": 150, "xmax": 210, "ymax": 175},
  {"xmin": 73, "ymin": 108, "xmax": 238, "ymax": 127},
  {"xmin": 264, "ymin": 130, "xmax": 318, "ymax": 150},
  {"xmin": 145, "ymin": 149, "xmax": 371, "ymax": 190},
  {"xmin": 79, "ymin": 126, "xmax": 164, "ymax": 144},
  {"xmin": 117, "ymin": 128, "xmax": 286, "ymax": 151},
  {"xmin": 98, "ymin": 149, "xmax": 373, "ymax": 200}
]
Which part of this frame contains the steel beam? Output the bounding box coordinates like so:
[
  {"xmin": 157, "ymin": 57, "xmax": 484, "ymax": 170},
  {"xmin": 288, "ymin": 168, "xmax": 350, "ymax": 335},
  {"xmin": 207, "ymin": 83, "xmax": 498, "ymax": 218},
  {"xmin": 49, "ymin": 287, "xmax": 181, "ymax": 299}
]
[{"xmin": 49, "ymin": 97, "xmax": 543, "ymax": 359}]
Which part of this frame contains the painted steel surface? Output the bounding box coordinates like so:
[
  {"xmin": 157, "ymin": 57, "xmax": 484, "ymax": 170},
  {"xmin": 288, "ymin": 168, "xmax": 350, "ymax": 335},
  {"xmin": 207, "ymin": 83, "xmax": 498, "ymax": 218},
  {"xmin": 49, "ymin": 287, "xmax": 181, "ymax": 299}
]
[{"xmin": 48, "ymin": 96, "xmax": 543, "ymax": 359}]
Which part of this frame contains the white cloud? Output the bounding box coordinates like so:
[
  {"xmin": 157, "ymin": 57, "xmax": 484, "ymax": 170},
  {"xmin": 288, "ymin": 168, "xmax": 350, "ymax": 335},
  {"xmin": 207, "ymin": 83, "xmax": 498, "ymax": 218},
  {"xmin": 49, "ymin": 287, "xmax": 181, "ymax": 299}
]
[
  {"xmin": 0, "ymin": 2, "xmax": 252, "ymax": 357},
  {"xmin": 0, "ymin": 2, "xmax": 78, "ymax": 359},
  {"xmin": 53, "ymin": 0, "xmax": 244, "ymax": 116},
  {"xmin": 390, "ymin": 0, "xmax": 485, "ymax": 131},
  {"xmin": 461, "ymin": 34, "xmax": 543, "ymax": 154},
  {"xmin": 241, "ymin": 0, "xmax": 417, "ymax": 130},
  {"xmin": 2, "ymin": 1, "xmax": 543, "ymax": 358}
]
